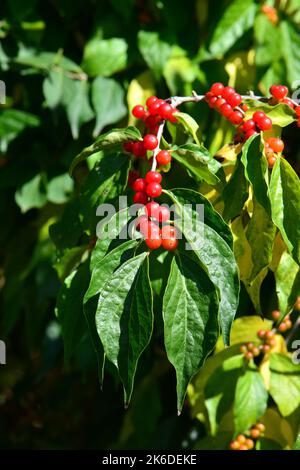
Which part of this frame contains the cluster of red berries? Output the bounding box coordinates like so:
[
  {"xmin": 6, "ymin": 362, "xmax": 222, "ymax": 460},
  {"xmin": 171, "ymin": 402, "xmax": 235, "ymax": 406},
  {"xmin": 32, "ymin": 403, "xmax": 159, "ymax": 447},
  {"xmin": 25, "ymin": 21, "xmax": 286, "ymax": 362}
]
[
  {"xmin": 235, "ymin": 110, "xmax": 272, "ymax": 143},
  {"xmin": 132, "ymin": 95, "xmax": 178, "ymax": 129},
  {"xmin": 269, "ymin": 85, "xmax": 294, "ymax": 108},
  {"xmin": 205, "ymin": 83, "xmax": 245, "ymax": 125},
  {"xmin": 132, "ymin": 170, "xmax": 162, "ymax": 204},
  {"xmin": 230, "ymin": 423, "xmax": 265, "ymax": 450},
  {"xmin": 135, "ymin": 203, "xmax": 178, "ymax": 251},
  {"xmin": 264, "ymin": 137, "xmax": 285, "ymax": 168},
  {"xmin": 123, "ymin": 133, "xmax": 159, "ymax": 159}
]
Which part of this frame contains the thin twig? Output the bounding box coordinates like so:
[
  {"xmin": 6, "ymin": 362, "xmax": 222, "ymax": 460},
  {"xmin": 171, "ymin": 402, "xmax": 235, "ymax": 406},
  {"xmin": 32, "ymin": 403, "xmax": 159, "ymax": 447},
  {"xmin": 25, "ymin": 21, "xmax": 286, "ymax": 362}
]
[{"xmin": 151, "ymin": 121, "xmax": 165, "ymax": 172}]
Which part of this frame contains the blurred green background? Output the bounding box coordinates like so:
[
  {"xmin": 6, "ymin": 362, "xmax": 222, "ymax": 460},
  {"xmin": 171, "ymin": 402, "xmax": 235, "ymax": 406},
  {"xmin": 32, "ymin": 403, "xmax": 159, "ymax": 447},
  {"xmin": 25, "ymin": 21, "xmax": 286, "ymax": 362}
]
[{"xmin": 0, "ymin": 0, "xmax": 299, "ymax": 450}]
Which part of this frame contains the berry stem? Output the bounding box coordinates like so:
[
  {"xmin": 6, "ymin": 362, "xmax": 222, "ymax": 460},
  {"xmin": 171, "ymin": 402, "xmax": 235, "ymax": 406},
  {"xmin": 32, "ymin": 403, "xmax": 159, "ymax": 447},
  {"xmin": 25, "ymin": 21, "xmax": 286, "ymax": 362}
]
[{"xmin": 151, "ymin": 120, "xmax": 165, "ymax": 172}]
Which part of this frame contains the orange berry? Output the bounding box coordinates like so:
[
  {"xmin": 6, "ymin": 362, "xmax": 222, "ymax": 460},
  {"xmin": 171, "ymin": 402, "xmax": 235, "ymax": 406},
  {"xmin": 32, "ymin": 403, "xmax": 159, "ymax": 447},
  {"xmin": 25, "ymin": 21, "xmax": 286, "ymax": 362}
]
[
  {"xmin": 245, "ymin": 438, "xmax": 254, "ymax": 450},
  {"xmin": 240, "ymin": 345, "xmax": 248, "ymax": 354},
  {"xmin": 245, "ymin": 351, "xmax": 253, "ymax": 361},
  {"xmin": 237, "ymin": 434, "xmax": 246, "ymax": 444},
  {"xmin": 250, "ymin": 428, "xmax": 260, "ymax": 439},
  {"xmin": 278, "ymin": 323, "xmax": 287, "ymax": 332},
  {"xmin": 230, "ymin": 440, "xmax": 240, "ymax": 450},
  {"xmin": 255, "ymin": 422, "xmax": 265, "ymax": 433},
  {"xmin": 272, "ymin": 310, "xmax": 281, "ymax": 320}
]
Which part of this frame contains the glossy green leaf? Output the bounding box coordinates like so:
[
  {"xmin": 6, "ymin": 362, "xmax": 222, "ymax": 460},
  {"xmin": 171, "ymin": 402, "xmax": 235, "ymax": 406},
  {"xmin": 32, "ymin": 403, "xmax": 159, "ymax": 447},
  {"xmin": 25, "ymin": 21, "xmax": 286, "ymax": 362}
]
[
  {"xmin": 15, "ymin": 51, "xmax": 82, "ymax": 72},
  {"xmin": 269, "ymin": 158, "xmax": 300, "ymax": 265},
  {"xmin": 96, "ymin": 253, "xmax": 153, "ymax": 404},
  {"xmin": 137, "ymin": 31, "xmax": 171, "ymax": 80},
  {"xmin": 241, "ymin": 134, "xmax": 270, "ymax": 214},
  {"xmin": 254, "ymin": 14, "xmax": 282, "ymax": 67},
  {"xmin": 246, "ymin": 197, "xmax": 276, "ymax": 280},
  {"xmin": 234, "ymin": 368, "xmax": 268, "ymax": 433},
  {"xmin": 165, "ymin": 188, "xmax": 239, "ymax": 346},
  {"xmin": 269, "ymin": 354, "xmax": 300, "ymax": 416},
  {"xmin": 163, "ymin": 252, "xmax": 219, "ymax": 413},
  {"xmin": 275, "ymin": 251, "xmax": 300, "ymax": 317},
  {"xmin": 15, "ymin": 174, "xmax": 47, "ymax": 213},
  {"xmin": 47, "ymin": 173, "xmax": 74, "ymax": 204},
  {"xmin": 173, "ymin": 112, "xmax": 201, "ymax": 144},
  {"xmin": 62, "ymin": 77, "xmax": 94, "ymax": 139},
  {"xmin": 82, "ymin": 37, "xmax": 127, "ymax": 77},
  {"xmin": 222, "ymin": 158, "xmax": 249, "ymax": 222},
  {"xmin": 91, "ymin": 77, "xmax": 127, "ymax": 137},
  {"xmin": 55, "ymin": 262, "xmax": 90, "ymax": 363},
  {"xmin": 0, "ymin": 109, "xmax": 40, "ymax": 151},
  {"xmin": 43, "ymin": 69, "xmax": 64, "ymax": 108},
  {"xmin": 208, "ymin": 0, "xmax": 257, "ymax": 58},
  {"xmin": 69, "ymin": 126, "xmax": 141, "ymax": 174},
  {"xmin": 204, "ymin": 355, "xmax": 244, "ymax": 435},
  {"xmin": 79, "ymin": 153, "xmax": 129, "ymax": 232},
  {"xmin": 280, "ymin": 21, "xmax": 300, "ymax": 86},
  {"xmin": 171, "ymin": 143, "xmax": 220, "ymax": 185}
]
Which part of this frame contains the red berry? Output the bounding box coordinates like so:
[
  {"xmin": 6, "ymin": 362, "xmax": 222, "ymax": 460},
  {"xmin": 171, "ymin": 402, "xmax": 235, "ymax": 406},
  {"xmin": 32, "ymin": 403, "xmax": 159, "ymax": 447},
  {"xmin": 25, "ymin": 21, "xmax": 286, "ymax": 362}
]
[
  {"xmin": 159, "ymin": 103, "xmax": 173, "ymax": 120},
  {"xmin": 295, "ymin": 106, "xmax": 300, "ymax": 117},
  {"xmin": 123, "ymin": 142, "xmax": 133, "ymax": 153},
  {"xmin": 266, "ymin": 137, "xmax": 284, "ymax": 153},
  {"xmin": 230, "ymin": 111, "xmax": 244, "ymax": 125},
  {"xmin": 146, "ymin": 182, "xmax": 162, "ymax": 198},
  {"xmin": 208, "ymin": 96, "xmax": 218, "ymax": 108},
  {"xmin": 245, "ymin": 129, "xmax": 257, "ymax": 140},
  {"xmin": 221, "ymin": 86, "xmax": 235, "ymax": 100},
  {"xmin": 145, "ymin": 171, "xmax": 162, "ymax": 184},
  {"xmin": 210, "ymin": 82, "xmax": 224, "ymax": 96},
  {"xmin": 220, "ymin": 103, "xmax": 233, "ymax": 118},
  {"xmin": 135, "ymin": 215, "xmax": 149, "ymax": 231},
  {"xmin": 243, "ymin": 119, "xmax": 256, "ymax": 132},
  {"xmin": 270, "ymin": 85, "xmax": 288, "ymax": 100},
  {"xmin": 145, "ymin": 115, "xmax": 160, "ymax": 130},
  {"xmin": 145, "ymin": 201, "xmax": 160, "ymax": 219},
  {"xmin": 158, "ymin": 205, "xmax": 170, "ymax": 223},
  {"xmin": 132, "ymin": 178, "xmax": 146, "ymax": 192},
  {"xmin": 145, "ymin": 236, "xmax": 162, "ymax": 250},
  {"xmin": 140, "ymin": 220, "xmax": 160, "ymax": 238},
  {"xmin": 241, "ymin": 104, "xmax": 249, "ymax": 112},
  {"xmin": 133, "ymin": 191, "xmax": 148, "ymax": 205},
  {"xmin": 143, "ymin": 134, "xmax": 158, "ymax": 150},
  {"xmin": 257, "ymin": 116, "xmax": 272, "ymax": 131},
  {"xmin": 149, "ymin": 102, "xmax": 161, "ymax": 116},
  {"xmin": 283, "ymin": 98, "xmax": 294, "ymax": 109},
  {"xmin": 157, "ymin": 150, "xmax": 171, "ymax": 166},
  {"xmin": 162, "ymin": 237, "xmax": 178, "ymax": 251},
  {"xmin": 132, "ymin": 105, "xmax": 146, "ymax": 119},
  {"xmin": 146, "ymin": 96, "xmax": 158, "ymax": 108},
  {"xmin": 227, "ymin": 93, "xmax": 242, "ymax": 107},
  {"xmin": 161, "ymin": 225, "xmax": 177, "ymax": 238},
  {"xmin": 252, "ymin": 111, "xmax": 266, "ymax": 122},
  {"xmin": 297, "ymin": 118, "xmax": 300, "ymax": 128},
  {"xmin": 128, "ymin": 170, "xmax": 139, "ymax": 188},
  {"xmin": 257, "ymin": 329, "xmax": 266, "ymax": 339},
  {"xmin": 272, "ymin": 310, "xmax": 281, "ymax": 320},
  {"xmin": 168, "ymin": 107, "xmax": 178, "ymax": 123},
  {"xmin": 215, "ymin": 98, "xmax": 226, "ymax": 109},
  {"xmin": 205, "ymin": 91, "xmax": 214, "ymax": 101},
  {"xmin": 132, "ymin": 141, "xmax": 146, "ymax": 158},
  {"xmin": 268, "ymin": 155, "xmax": 277, "ymax": 168}
]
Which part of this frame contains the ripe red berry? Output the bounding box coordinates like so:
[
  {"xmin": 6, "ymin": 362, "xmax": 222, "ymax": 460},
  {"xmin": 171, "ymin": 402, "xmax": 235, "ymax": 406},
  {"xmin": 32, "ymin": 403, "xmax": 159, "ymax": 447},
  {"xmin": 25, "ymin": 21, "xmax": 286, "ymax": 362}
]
[
  {"xmin": 257, "ymin": 116, "xmax": 272, "ymax": 131},
  {"xmin": 148, "ymin": 102, "xmax": 161, "ymax": 116},
  {"xmin": 266, "ymin": 137, "xmax": 284, "ymax": 153},
  {"xmin": 161, "ymin": 225, "xmax": 177, "ymax": 238},
  {"xmin": 215, "ymin": 98, "xmax": 226, "ymax": 109},
  {"xmin": 221, "ymin": 86, "xmax": 235, "ymax": 100},
  {"xmin": 210, "ymin": 82, "xmax": 224, "ymax": 96},
  {"xmin": 133, "ymin": 191, "xmax": 148, "ymax": 205},
  {"xmin": 145, "ymin": 236, "xmax": 162, "ymax": 250},
  {"xmin": 132, "ymin": 141, "xmax": 146, "ymax": 158},
  {"xmin": 227, "ymin": 93, "xmax": 242, "ymax": 107},
  {"xmin": 268, "ymin": 155, "xmax": 277, "ymax": 168},
  {"xmin": 157, "ymin": 150, "xmax": 171, "ymax": 166},
  {"xmin": 262, "ymin": 344, "xmax": 271, "ymax": 353},
  {"xmin": 146, "ymin": 182, "xmax": 162, "ymax": 198},
  {"xmin": 270, "ymin": 85, "xmax": 288, "ymax": 100},
  {"xmin": 145, "ymin": 171, "xmax": 162, "ymax": 184},
  {"xmin": 245, "ymin": 129, "xmax": 257, "ymax": 140},
  {"xmin": 295, "ymin": 106, "xmax": 300, "ymax": 117},
  {"xmin": 205, "ymin": 91, "xmax": 214, "ymax": 101},
  {"xmin": 158, "ymin": 205, "xmax": 170, "ymax": 222},
  {"xmin": 297, "ymin": 118, "xmax": 300, "ymax": 128},
  {"xmin": 220, "ymin": 103, "xmax": 233, "ymax": 118},
  {"xmin": 257, "ymin": 329, "xmax": 266, "ymax": 339},
  {"xmin": 159, "ymin": 103, "xmax": 173, "ymax": 120},
  {"xmin": 123, "ymin": 142, "xmax": 133, "ymax": 153},
  {"xmin": 230, "ymin": 111, "xmax": 244, "ymax": 125},
  {"xmin": 241, "ymin": 104, "xmax": 249, "ymax": 112},
  {"xmin": 145, "ymin": 201, "xmax": 160, "ymax": 219},
  {"xmin": 252, "ymin": 111, "xmax": 265, "ymax": 122},
  {"xmin": 135, "ymin": 215, "xmax": 149, "ymax": 231},
  {"xmin": 143, "ymin": 134, "xmax": 158, "ymax": 150},
  {"xmin": 132, "ymin": 178, "xmax": 146, "ymax": 192},
  {"xmin": 140, "ymin": 220, "xmax": 160, "ymax": 238},
  {"xmin": 146, "ymin": 96, "xmax": 158, "ymax": 108},
  {"xmin": 162, "ymin": 237, "xmax": 178, "ymax": 251},
  {"xmin": 243, "ymin": 119, "xmax": 256, "ymax": 132},
  {"xmin": 132, "ymin": 105, "xmax": 146, "ymax": 119},
  {"xmin": 128, "ymin": 170, "xmax": 139, "ymax": 188},
  {"xmin": 283, "ymin": 98, "xmax": 294, "ymax": 109},
  {"xmin": 208, "ymin": 96, "xmax": 218, "ymax": 108}
]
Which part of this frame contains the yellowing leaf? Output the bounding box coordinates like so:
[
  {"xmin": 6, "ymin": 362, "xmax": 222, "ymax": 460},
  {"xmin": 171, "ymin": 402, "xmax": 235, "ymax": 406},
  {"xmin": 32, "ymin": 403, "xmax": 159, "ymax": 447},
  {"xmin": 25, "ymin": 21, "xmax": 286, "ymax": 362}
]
[{"xmin": 127, "ymin": 71, "xmax": 155, "ymax": 125}]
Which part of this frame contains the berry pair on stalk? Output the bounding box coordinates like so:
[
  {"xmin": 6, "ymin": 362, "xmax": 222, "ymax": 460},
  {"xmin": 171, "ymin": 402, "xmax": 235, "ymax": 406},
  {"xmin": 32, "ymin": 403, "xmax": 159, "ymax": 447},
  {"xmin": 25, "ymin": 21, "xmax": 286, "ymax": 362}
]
[
  {"xmin": 132, "ymin": 170, "xmax": 163, "ymax": 205},
  {"xmin": 132, "ymin": 95, "xmax": 178, "ymax": 129},
  {"xmin": 230, "ymin": 423, "xmax": 265, "ymax": 450},
  {"xmin": 264, "ymin": 137, "xmax": 285, "ymax": 168}
]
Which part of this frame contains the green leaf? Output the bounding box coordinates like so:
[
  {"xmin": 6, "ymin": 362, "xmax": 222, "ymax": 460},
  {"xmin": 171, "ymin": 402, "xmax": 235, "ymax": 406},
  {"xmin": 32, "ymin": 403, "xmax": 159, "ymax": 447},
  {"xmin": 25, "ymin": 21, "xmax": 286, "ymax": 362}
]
[
  {"xmin": 165, "ymin": 188, "xmax": 239, "ymax": 346},
  {"xmin": 163, "ymin": 252, "xmax": 219, "ymax": 413},
  {"xmin": 15, "ymin": 174, "xmax": 47, "ymax": 213},
  {"xmin": 204, "ymin": 355, "xmax": 244, "ymax": 435},
  {"xmin": 172, "ymin": 112, "xmax": 201, "ymax": 144},
  {"xmin": 47, "ymin": 173, "xmax": 74, "ymax": 204},
  {"xmin": 69, "ymin": 126, "xmax": 141, "ymax": 175},
  {"xmin": 275, "ymin": 251, "xmax": 300, "ymax": 317},
  {"xmin": 244, "ymin": 102, "xmax": 296, "ymax": 127},
  {"xmin": 91, "ymin": 77, "xmax": 127, "ymax": 137},
  {"xmin": 171, "ymin": 143, "xmax": 220, "ymax": 185},
  {"xmin": 246, "ymin": 197, "xmax": 276, "ymax": 280},
  {"xmin": 254, "ymin": 13, "xmax": 282, "ymax": 67},
  {"xmin": 62, "ymin": 78, "xmax": 94, "ymax": 139},
  {"xmin": 208, "ymin": 0, "xmax": 257, "ymax": 58},
  {"xmin": 15, "ymin": 51, "xmax": 82, "ymax": 72},
  {"xmin": 269, "ymin": 158, "xmax": 300, "ymax": 265},
  {"xmin": 82, "ymin": 37, "xmax": 127, "ymax": 77},
  {"xmin": 79, "ymin": 153, "xmax": 129, "ymax": 232},
  {"xmin": 0, "ymin": 109, "xmax": 40, "ymax": 150},
  {"xmin": 49, "ymin": 201, "xmax": 82, "ymax": 251},
  {"xmin": 137, "ymin": 31, "xmax": 171, "ymax": 80},
  {"xmin": 269, "ymin": 354, "xmax": 300, "ymax": 417},
  {"xmin": 280, "ymin": 21, "xmax": 300, "ymax": 86},
  {"xmin": 55, "ymin": 262, "xmax": 90, "ymax": 363},
  {"xmin": 43, "ymin": 70, "xmax": 64, "ymax": 108},
  {"xmin": 96, "ymin": 253, "xmax": 153, "ymax": 405},
  {"xmin": 222, "ymin": 158, "xmax": 249, "ymax": 222},
  {"xmin": 241, "ymin": 134, "xmax": 270, "ymax": 214},
  {"xmin": 234, "ymin": 368, "xmax": 268, "ymax": 433}
]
